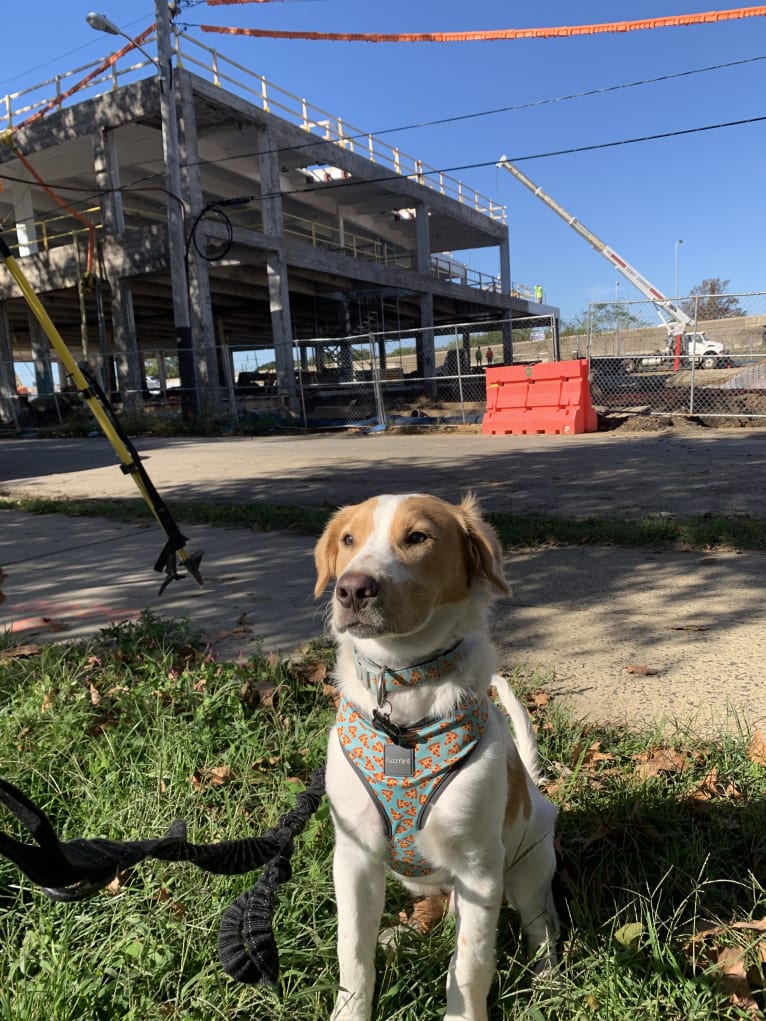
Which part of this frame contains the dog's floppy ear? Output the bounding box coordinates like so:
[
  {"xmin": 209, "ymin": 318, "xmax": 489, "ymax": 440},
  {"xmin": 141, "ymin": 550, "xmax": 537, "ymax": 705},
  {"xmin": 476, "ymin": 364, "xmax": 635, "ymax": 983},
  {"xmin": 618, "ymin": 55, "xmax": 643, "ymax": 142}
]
[
  {"xmin": 313, "ymin": 507, "xmax": 349, "ymax": 598},
  {"xmin": 459, "ymin": 493, "xmax": 511, "ymax": 596}
]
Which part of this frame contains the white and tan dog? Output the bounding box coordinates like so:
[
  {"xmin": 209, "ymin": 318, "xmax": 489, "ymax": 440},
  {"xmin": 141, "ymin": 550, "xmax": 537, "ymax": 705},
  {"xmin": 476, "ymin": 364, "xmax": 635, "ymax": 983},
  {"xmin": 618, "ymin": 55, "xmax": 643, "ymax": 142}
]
[{"xmin": 314, "ymin": 493, "xmax": 560, "ymax": 1021}]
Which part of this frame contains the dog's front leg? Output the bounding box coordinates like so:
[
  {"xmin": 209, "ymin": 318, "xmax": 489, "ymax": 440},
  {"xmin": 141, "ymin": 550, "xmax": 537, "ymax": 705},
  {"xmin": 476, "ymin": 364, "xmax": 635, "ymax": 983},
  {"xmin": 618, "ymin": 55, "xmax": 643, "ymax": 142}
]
[
  {"xmin": 444, "ymin": 851, "xmax": 504, "ymax": 1021},
  {"xmin": 331, "ymin": 833, "xmax": 385, "ymax": 1021}
]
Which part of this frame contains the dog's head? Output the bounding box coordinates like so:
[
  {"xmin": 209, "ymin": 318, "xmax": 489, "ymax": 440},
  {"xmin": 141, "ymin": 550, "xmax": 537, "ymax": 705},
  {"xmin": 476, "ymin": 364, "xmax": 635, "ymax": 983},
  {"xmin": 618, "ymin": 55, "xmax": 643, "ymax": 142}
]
[{"xmin": 314, "ymin": 493, "xmax": 509, "ymax": 640}]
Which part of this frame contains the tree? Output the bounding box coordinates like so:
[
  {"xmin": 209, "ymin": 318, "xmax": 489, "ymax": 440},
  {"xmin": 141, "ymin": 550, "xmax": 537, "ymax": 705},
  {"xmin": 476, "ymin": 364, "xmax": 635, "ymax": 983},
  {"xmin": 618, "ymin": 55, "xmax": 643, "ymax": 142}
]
[
  {"xmin": 682, "ymin": 278, "xmax": 745, "ymax": 320},
  {"xmin": 561, "ymin": 303, "xmax": 650, "ymax": 335}
]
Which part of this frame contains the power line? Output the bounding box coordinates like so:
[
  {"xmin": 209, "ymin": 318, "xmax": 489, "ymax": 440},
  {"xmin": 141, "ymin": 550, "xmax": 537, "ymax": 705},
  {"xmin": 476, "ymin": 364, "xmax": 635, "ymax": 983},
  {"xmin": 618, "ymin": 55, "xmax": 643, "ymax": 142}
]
[
  {"xmin": 0, "ymin": 12, "xmax": 157, "ymax": 93},
  {"xmin": 362, "ymin": 54, "xmax": 766, "ymax": 138},
  {"xmin": 279, "ymin": 114, "xmax": 766, "ymax": 200},
  {"xmin": 2, "ymin": 111, "xmax": 763, "ymax": 209}
]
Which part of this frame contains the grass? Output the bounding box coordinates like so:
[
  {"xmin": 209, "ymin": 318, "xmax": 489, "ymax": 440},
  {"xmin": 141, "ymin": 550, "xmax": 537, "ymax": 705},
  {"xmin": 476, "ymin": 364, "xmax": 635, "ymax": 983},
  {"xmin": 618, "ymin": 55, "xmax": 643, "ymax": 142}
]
[
  {"xmin": 2, "ymin": 617, "xmax": 766, "ymax": 1019},
  {"xmin": 1, "ymin": 495, "xmax": 766, "ymax": 552}
]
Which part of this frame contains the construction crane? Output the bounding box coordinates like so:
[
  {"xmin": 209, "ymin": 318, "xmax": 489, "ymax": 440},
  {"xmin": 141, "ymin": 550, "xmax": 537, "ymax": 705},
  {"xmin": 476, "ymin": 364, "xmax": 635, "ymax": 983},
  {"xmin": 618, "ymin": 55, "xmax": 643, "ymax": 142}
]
[{"xmin": 496, "ymin": 156, "xmax": 728, "ymax": 368}]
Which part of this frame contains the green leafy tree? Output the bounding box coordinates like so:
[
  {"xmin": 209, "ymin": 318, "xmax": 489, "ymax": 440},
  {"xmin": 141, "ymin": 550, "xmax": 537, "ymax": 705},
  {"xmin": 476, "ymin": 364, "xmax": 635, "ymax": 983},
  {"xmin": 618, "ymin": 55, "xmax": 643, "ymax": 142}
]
[{"xmin": 681, "ymin": 278, "xmax": 745, "ymax": 320}]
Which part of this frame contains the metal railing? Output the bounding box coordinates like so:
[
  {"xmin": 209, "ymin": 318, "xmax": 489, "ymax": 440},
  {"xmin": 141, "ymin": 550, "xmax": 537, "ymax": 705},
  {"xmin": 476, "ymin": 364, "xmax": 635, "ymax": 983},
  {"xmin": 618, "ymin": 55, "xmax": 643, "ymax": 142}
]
[
  {"xmin": 0, "ymin": 42, "xmax": 158, "ymax": 131},
  {"xmin": 173, "ymin": 32, "xmax": 505, "ymax": 222},
  {"xmin": 0, "ymin": 28, "xmax": 505, "ymax": 224}
]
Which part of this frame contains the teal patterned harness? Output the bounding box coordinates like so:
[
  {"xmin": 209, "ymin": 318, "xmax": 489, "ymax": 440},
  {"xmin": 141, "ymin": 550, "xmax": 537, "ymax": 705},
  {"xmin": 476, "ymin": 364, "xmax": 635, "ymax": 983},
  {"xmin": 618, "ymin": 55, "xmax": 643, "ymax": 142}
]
[{"xmin": 336, "ymin": 648, "xmax": 488, "ymax": 877}]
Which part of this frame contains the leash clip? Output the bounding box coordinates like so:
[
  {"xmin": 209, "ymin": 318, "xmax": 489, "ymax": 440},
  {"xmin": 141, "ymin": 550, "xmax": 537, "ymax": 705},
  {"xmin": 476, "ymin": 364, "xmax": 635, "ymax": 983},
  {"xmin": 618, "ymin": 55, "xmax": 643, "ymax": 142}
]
[{"xmin": 373, "ymin": 666, "xmax": 411, "ymax": 746}]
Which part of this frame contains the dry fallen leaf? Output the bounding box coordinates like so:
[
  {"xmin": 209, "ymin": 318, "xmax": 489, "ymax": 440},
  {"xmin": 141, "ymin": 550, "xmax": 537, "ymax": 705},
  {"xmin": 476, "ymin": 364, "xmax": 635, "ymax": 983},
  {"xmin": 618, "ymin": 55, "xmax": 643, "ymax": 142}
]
[
  {"xmin": 633, "ymin": 746, "xmax": 687, "ymax": 780},
  {"xmin": 399, "ymin": 894, "xmax": 450, "ymax": 934},
  {"xmin": 157, "ymin": 887, "xmax": 188, "ymax": 918},
  {"xmin": 747, "ymin": 731, "xmax": 766, "ymax": 767},
  {"xmin": 686, "ymin": 767, "xmax": 741, "ymax": 802},
  {"xmin": 0, "ymin": 643, "xmax": 42, "ymax": 663},
  {"xmin": 716, "ymin": 946, "xmax": 760, "ymax": 1014},
  {"xmin": 731, "ymin": 919, "xmax": 766, "ymax": 934},
  {"xmin": 191, "ymin": 764, "xmax": 234, "ymax": 791}
]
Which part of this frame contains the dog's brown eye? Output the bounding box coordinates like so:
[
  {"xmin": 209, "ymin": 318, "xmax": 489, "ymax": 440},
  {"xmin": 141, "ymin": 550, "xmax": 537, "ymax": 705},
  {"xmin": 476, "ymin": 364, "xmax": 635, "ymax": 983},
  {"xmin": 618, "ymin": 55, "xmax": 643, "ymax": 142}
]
[
  {"xmin": 407, "ymin": 531, "xmax": 428, "ymax": 545},
  {"xmin": 342, "ymin": 534, "xmax": 354, "ymax": 546}
]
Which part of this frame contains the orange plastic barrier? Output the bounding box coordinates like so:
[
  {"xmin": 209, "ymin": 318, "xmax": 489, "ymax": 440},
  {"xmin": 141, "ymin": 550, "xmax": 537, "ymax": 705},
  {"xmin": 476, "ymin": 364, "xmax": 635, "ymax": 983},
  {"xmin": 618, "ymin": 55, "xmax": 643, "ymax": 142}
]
[{"xmin": 482, "ymin": 359, "xmax": 598, "ymax": 436}]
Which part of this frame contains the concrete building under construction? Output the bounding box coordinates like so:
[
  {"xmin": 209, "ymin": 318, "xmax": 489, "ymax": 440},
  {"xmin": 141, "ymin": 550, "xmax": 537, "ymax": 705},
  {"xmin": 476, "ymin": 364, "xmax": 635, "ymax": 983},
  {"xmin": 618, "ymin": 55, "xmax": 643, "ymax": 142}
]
[{"xmin": 0, "ymin": 20, "xmax": 556, "ymax": 422}]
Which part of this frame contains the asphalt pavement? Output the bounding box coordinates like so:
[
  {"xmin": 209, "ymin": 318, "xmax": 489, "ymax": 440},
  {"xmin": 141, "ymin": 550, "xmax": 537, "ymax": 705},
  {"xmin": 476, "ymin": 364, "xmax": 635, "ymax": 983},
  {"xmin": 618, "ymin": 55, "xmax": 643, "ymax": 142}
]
[{"xmin": 1, "ymin": 427, "xmax": 765, "ymax": 730}]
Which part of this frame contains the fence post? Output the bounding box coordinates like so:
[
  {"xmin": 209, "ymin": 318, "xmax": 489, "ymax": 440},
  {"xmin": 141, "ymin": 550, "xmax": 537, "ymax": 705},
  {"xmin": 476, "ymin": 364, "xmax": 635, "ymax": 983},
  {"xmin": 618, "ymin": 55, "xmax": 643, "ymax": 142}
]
[
  {"xmin": 689, "ymin": 296, "xmax": 698, "ymax": 415},
  {"xmin": 222, "ymin": 343, "xmax": 239, "ymax": 428},
  {"xmin": 369, "ymin": 334, "xmax": 387, "ymax": 429},
  {"xmin": 296, "ymin": 346, "xmax": 309, "ymax": 429}
]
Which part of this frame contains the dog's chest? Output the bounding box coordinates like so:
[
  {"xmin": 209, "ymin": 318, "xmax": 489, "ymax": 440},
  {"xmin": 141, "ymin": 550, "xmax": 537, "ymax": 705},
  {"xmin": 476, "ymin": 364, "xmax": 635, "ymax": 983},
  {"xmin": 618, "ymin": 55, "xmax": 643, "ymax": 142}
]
[{"xmin": 335, "ymin": 695, "xmax": 489, "ymax": 876}]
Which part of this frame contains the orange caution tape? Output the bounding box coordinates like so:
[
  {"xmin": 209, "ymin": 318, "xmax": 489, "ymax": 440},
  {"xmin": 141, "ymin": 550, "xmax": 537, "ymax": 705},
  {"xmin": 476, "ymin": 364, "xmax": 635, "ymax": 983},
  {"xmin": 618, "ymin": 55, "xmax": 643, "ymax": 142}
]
[
  {"xmin": 201, "ymin": 6, "xmax": 766, "ymax": 41},
  {"xmin": 18, "ymin": 26, "xmax": 156, "ymax": 130}
]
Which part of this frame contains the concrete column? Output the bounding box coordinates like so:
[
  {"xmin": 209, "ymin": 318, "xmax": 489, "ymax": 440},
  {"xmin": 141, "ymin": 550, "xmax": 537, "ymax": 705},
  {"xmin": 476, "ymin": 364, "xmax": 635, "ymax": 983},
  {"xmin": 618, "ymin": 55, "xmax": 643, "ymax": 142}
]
[
  {"xmin": 499, "ymin": 237, "xmax": 511, "ymax": 296},
  {"xmin": 6, "ymin": 183, "xmax": 39, "ymax": 257},
  {"xmin": 257, "ymin": 127, "xmax": 297, "ymax": 408},
  {"xmin": 28, "ymin": 314, "xmax": 54, "ymax": 397},
  {"xmin": 415, "ymin": 201, "xmax": 431, "ymax": 274},
  {"xmin": 178, "ymin": 74, "xmax": 220, "ymax": 413},
  {"xmin": 499, "ymin": 238, "xmax": 513, "ymax": 364},
  {"xmin": 0, "ymin": 302, "xmax": 19, "ymax": 428},
  {"xmin": 155, "ymin": 6, "xmax": 197, "ymax": 418},
  {"xmin": 109, "ymin": 277, "xmax": 142, "ymax": 411},
  {"xmin": 93, "ymin": 128, "xmax": 125, "ymax": 236},
  {"xmin": 415, "ymin": 203, "xmax": 435, "ymax": 380}
]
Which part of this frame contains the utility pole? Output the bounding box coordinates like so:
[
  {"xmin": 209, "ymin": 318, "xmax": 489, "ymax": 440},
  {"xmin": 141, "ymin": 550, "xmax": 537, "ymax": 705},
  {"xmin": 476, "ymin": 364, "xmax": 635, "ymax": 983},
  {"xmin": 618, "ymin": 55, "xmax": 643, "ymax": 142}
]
[{"xmin": 154, "ymin": 0, "xmax": 197, "ymax": 417}]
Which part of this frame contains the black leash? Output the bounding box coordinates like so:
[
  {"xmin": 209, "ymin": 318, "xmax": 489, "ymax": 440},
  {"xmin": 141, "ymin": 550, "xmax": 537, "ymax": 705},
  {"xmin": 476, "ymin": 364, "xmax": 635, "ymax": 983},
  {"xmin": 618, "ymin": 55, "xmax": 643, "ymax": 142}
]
[{"xmin": 0, "ymin": 769, "xmax": 325, "ymax": 985}]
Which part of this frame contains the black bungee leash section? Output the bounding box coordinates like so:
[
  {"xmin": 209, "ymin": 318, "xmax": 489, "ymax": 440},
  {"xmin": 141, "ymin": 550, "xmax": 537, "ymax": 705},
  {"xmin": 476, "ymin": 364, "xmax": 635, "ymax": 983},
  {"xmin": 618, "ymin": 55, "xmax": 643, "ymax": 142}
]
[{"xmin": 0, "ymin": 768, "xmax": 326, "ymax": 985}]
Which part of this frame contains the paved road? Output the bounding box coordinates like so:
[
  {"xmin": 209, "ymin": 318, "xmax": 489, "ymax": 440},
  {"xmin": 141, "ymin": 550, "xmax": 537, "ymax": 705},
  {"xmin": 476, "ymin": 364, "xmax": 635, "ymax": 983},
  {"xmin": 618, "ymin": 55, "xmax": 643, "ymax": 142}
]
[
  {"xmin": 1, "ymin": 428, "xmax": 765, "ymax": 731},
  {"xmin": 3, "ymin": 427, "xmax": 766, "ymax": 518}
]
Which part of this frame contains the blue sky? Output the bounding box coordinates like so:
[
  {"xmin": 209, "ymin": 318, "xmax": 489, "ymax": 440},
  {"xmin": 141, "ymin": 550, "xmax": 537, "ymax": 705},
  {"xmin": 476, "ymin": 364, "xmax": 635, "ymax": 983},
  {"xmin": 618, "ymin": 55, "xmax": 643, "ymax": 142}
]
[{"xmin": 2, "ymin": 1, "xmax": 765, "ymax": 322}]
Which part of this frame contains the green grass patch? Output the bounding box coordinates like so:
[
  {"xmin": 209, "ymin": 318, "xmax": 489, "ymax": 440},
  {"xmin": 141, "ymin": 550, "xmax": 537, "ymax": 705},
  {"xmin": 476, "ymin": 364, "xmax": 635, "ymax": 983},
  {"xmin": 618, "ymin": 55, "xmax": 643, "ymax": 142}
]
[
  {"xmin": 1, "ymin": 496, "xmax": 765, "ymax": 552},
  {"xmin": 2, "ymin": 617, "xmax": 766, "ymax": 1018}
]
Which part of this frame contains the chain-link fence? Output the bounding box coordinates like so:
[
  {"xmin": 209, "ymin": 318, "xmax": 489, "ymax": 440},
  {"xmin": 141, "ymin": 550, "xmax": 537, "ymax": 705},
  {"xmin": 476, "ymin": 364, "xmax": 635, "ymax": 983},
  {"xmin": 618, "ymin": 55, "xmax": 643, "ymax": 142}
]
[
  {"xmin": 2, "ymin": 315, "xmax": 559, "ymax": 431},
  {"xmin": 582, "ymin": 293, "xmax": 766, "ymax": 419},
  {"xmin": 6, "ymin": 297, "xmax": 766, "ymax": 431},
  {"xmin": 292, "ymin": 316, "xmax": 557, "ymax": 429}
]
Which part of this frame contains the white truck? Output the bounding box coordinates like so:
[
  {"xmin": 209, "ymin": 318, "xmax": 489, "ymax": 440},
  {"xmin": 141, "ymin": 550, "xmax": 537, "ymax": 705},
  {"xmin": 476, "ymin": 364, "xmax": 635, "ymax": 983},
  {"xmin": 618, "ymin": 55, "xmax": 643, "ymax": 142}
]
[
  {"xmin": 497, "ymin": 157, "xmax": 730, "ymax": 370},
  {"xmin": 620, "ymin": 333, "xmax": 728, "ymax": 373}
]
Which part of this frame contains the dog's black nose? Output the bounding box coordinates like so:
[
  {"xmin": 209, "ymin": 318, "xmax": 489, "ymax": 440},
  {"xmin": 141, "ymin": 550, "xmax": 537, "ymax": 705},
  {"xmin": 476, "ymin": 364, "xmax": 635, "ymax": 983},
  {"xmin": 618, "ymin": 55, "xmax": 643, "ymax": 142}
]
[{"xmin": 335, "ymin": 572, "xmax": 379, "ymax": 610}]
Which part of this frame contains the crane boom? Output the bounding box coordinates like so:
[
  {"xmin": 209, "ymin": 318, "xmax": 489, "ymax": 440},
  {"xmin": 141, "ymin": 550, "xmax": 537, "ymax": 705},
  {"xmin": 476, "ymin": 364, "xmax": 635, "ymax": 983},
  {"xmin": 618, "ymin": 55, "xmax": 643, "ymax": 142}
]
[{"xmin": 497, "ymin": 155, "xmax": 694, "ymax": 336}]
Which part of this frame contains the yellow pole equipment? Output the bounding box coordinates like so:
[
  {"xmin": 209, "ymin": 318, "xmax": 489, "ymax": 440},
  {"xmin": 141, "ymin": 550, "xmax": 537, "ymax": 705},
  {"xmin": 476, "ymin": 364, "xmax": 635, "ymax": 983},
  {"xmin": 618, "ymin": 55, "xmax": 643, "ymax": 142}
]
[{"xmin": 0, "ymin": 232, "xmax": 203, "ymax": 592}]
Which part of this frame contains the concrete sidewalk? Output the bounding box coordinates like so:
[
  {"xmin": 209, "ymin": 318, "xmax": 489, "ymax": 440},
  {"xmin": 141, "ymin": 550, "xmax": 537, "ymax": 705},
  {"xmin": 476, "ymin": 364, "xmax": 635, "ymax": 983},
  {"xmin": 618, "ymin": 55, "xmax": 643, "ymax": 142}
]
[
  {"xmin": 0, "ymin": 511, "xmax": 320, "ymax": 662},
  {"xmin": 1, "ymin": 429, "xmax": 765, "ymax": 729}
]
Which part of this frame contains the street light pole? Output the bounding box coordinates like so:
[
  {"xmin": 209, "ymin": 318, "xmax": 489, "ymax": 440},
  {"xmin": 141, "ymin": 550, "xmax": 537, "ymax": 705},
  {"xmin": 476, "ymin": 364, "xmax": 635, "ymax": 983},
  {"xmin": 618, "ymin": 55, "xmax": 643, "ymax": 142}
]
[
  {"xmin": 675, "ymin": 239, "xmax": 684, "ymax": 299},
  {"xmin": 87, "ymin": 6, "xmax": 197, "ymax": 417},
  {"xmin": 152, "ymin": 0, "xmax": 197, "ymax": 417}
]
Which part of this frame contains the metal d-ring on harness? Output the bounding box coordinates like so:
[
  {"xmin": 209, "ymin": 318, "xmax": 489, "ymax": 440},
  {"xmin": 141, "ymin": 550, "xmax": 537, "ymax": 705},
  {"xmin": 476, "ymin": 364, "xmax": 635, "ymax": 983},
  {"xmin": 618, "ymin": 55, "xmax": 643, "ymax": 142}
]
[
  {"xmin": 0, "ymin": 231, "xmax": 203, "ymax": 594},
  {"xmin": 372, "ymin": 666, "xmax": 412, "ymax": 746}
]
